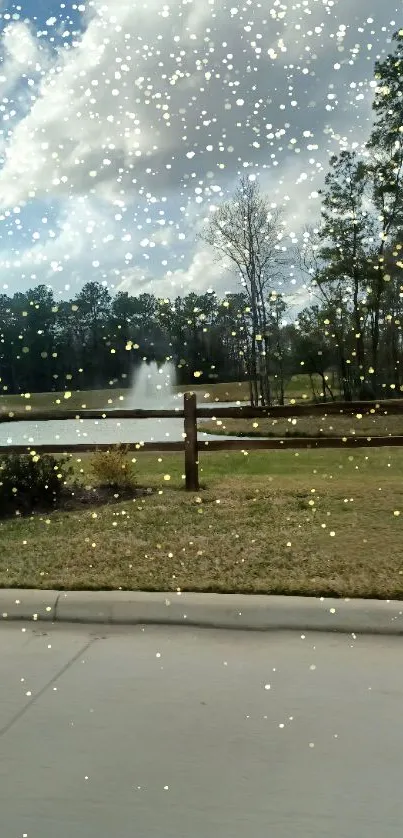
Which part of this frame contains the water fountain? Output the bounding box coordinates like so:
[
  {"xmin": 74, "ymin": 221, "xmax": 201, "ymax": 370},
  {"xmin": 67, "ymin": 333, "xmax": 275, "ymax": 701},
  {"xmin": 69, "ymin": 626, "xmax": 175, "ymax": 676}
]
[
  {"xmin": 127, "ymin": 361, "xmax": 180, "ymax": 410},
  {"xmin": 123, "ymin": 360, "xmax": 184, "ymax": 441},
  {"xmin": 0, "ymin": 361, "xmax": 246, "ymax": 448}
]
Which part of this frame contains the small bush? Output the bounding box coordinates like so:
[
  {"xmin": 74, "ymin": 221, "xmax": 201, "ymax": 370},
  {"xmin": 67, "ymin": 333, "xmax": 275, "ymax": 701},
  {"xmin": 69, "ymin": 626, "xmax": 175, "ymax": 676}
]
[
  {"xmin": 90, "ymin": 445, "xmax": 136, "ymax": 491},
  {"xmin": 0, "ymin": 453, "xmax": 72, "ymax": 514}
]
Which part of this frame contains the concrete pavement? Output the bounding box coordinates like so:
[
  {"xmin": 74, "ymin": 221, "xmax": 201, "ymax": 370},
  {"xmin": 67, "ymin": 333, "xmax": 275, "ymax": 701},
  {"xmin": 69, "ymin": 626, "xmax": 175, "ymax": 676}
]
[
  {"xmin": 0, "ymin": 623, "xmax": 402, "ymax": 837},
  {"xmin": 1, "ymin": 588, "xmax": 403, "ymax": 632}
]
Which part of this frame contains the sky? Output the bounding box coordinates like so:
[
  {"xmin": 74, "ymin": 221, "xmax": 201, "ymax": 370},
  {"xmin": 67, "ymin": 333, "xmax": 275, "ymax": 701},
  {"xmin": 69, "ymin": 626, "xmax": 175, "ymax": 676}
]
[{"xmin": 0, "ymin": 0, "xmax": 401, "ymax": 303}]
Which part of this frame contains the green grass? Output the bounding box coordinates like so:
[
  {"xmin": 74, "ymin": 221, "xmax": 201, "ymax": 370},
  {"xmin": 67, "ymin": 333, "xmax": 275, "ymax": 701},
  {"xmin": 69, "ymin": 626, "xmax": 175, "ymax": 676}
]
[
  {"xmin": 0, "ymin": 383, "xmax": 247, "ymax": 412},
  {"xmin": 191, "ymin": 374, "xmax": 336, "ymax": 403},
  {"xmin": 0, "ymin": 388, "xmax": 125, "ymax": 413},
  {"xmin": 0, "ymin": 374, "xmax": 329, "ymax": 413},
  {"xmin": 0, "ymin": 447, "xmax": 403, "ymax": 598},
  {"xmin": 201, "ymin": 412, "xmax": 403, "ymax": 439}
]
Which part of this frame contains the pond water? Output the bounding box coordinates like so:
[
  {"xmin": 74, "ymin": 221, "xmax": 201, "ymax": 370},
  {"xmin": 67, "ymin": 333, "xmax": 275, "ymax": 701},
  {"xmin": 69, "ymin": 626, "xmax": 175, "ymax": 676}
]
[
  {"xmin": 0, "ymin": 365, "xmax": 252, "ymax": 447},
  {"xmin": 0, "ymin": 405, "xmax": 247, "ymax": 447}
]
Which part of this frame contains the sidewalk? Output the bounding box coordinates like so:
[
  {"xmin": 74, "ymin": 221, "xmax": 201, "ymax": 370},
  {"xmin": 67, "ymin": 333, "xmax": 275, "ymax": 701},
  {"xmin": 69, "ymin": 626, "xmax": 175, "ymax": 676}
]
[
  {"xmin": 2, "ymin": 622, "xmax": 402, "ymax": 837},
  {"xmin": 0, "ymin": 589, "xmax": 402, "ymax": 633}
]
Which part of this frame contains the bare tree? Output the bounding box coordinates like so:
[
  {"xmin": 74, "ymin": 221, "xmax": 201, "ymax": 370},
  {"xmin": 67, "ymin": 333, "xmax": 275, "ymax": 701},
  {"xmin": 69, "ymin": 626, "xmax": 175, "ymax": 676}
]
[
  {"xmin": 201, "ymin": 176, "xmax": 285, "ymax": 406},
  {"xmin": 298, "ymin": 226, "xmax": 354, "ymax": 401}
]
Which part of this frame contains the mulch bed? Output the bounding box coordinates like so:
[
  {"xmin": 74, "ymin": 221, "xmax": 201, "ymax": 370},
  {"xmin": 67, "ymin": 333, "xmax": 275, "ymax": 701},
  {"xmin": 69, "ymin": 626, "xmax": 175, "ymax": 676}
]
[{"xmin": 0, "ymin": 483, "xmax": 153, "ymax": 519}]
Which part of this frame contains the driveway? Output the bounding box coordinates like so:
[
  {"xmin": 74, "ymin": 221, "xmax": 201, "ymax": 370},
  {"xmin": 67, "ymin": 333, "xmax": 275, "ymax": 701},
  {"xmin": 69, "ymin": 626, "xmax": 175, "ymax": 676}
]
[{"xmin": 0, "ymin": 623, "xmax": 402, "ymax": 837}]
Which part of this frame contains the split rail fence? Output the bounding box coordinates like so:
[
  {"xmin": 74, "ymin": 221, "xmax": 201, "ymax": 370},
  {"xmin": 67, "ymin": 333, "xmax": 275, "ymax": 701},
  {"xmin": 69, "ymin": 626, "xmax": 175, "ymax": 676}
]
[{"xmin": 1, "ymin": 393, "xmax": 403, "ymax": 491}]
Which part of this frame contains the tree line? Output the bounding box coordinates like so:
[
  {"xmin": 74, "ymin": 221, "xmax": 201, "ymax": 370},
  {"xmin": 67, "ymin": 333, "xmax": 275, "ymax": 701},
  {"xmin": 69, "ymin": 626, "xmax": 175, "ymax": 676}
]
[
  {"xmin": 0, "ymin": 281, "xmax": 296, "ymax": 397},
  {"xmin": 202, "ymin": 29, "xmax": 403, "ymax": 403},
  {"xmin": 0, "ymin": 30, "xmax": 402, "ymax": 404}
]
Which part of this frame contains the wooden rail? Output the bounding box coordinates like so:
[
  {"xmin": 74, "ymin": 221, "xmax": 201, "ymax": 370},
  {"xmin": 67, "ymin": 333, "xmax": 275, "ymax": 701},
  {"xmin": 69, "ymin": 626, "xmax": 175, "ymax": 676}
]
[
  {"xmin": 2, "ymin": 397, "xmax": 403, "ymax": 422},
  {"xmin": 0, "ymin": 408, "xmax": 185, "ymax": 422},
  {"xmin": 1, "ymin": 395, "xmax": 403, "ymax": 492}
]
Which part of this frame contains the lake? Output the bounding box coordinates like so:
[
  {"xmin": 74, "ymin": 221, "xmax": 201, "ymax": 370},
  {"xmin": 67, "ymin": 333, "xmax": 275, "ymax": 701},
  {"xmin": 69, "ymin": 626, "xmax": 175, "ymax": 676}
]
[{"xmin": 0, "ymin": 403, "xmax": 247, "ymax": 447}]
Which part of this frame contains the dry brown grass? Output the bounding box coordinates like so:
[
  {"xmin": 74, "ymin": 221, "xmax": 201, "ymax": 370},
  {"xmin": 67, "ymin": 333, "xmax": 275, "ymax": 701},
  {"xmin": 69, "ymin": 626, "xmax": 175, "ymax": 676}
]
[
  {"xmin": 0, "ymin": 382, "xmax": 250, "ymax": 412},
  {"xmin": 201, "ymin": 412, "xmax": 403, "ymax": 438},
  {"xmin": 0, "ymin": 448, "xmax": 402, "ymax": 598},
  {"xmin": 0, "ymin": 374, "xmax": 328, "ymax": 412}
]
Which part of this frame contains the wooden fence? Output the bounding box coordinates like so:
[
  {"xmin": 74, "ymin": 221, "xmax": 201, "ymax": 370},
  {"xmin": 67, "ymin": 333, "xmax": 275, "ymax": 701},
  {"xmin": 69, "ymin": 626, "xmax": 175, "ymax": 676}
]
[{"xmin": 1, "ymin": 393, "xmax": 403, "ymax": 491}]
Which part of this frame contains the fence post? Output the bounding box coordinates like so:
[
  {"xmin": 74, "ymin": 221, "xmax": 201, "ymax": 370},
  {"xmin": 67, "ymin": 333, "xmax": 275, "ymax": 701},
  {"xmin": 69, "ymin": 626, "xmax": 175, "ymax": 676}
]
[{"xmin": 184, "ymin": 392, "xmax": 199, "ymax": 492}]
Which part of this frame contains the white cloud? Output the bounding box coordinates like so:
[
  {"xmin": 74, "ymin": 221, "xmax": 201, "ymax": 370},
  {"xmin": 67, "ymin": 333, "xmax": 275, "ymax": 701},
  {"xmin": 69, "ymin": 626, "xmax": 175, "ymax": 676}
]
[
  {"xmin": 0, "ymin": 196, "xmax": 129, "ymax": 294},
  {"xmin": 117, "ymin": 245, "xmax": 231, "ymax": 298},
  {"xmin": 0, "ymin": 0, "xmax": 391, "ymax": 209},
  {"xmin": 0, "ymin": 21, "xmax": 45, "ymax": 98},
  {"xmin": 0, "ymin": 0, "xmax": 216, "ymax": 207},
  {"xmin": 3, "ymin": 21, "xmax": 38, "ymax": 67},
  {"xmin": 0, "ymin": 0, "xmax": 399, "ymax": 298}
]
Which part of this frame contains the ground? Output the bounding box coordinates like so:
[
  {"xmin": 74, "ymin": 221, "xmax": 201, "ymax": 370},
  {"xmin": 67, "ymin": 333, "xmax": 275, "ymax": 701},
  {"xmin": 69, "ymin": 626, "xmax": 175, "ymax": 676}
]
[
  {"xmin": 0, "ymin": 447, "xmax": 402, "ymax": 598},
  {"xmin": 1, "ymin": 379, "xmax": 402, "ymax": 598},
  {"xmin": 1, "ymin": 624, "xmax": 402, "ymax": 838},
  {"xmin": 0, "ymin": 373, "xmax": 329, "ymax": 412},
  {"xmin": 201, "ymin": 412, "xmax": 403, "ymax": 438},
  {"xmin": 0, "ymin": 381, "xmax": 249, "ymax": 412}
]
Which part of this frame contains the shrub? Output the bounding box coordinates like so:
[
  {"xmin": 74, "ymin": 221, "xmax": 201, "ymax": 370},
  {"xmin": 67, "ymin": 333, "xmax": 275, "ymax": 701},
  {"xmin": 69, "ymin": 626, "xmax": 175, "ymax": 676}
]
[
  {"xmin": 90, "ymin": 445, "xmax": 136, "ymax": 491},
  {"xmin": 0, "ymin": 453, "xmax": 72, "ymax": 514}
]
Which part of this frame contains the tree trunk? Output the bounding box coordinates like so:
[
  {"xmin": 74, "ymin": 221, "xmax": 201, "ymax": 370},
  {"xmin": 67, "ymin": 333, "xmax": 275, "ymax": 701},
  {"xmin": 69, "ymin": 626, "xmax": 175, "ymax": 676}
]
[
  {"xmin": 324, "ymin": 378, "xmax": 336, "ymax": 401},
  {"xmin": 352, "ymin": 278, "xmax": 366, "ymax": 397},
  {"xmin": 338, "ymin": 350, "xmax": 352, "ymax": 401},
  {"xmin": 308, "ymin": 374, "xmax": 317, "ymax": 401}
]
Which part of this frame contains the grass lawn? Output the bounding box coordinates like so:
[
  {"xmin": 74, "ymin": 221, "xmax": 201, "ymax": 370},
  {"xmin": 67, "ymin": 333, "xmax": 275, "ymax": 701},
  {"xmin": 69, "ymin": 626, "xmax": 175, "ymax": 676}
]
[
  {"xmin": 0, "ymin": 387, "xmax": 127, "ymax": 413},
  {"xmin": 0, "ymin": 374, "xmax": 327, "ymax": 413},
  {"xmin": 201, "ymin": 413, "xmax": 403, "ymax": 439},
  {"xmin": 0, "ymin": 447, "xmax": 402, "ymax": 598},
  {"xmin": 0, "ymin": 383, "xmax": 248, "ymax": 412}
]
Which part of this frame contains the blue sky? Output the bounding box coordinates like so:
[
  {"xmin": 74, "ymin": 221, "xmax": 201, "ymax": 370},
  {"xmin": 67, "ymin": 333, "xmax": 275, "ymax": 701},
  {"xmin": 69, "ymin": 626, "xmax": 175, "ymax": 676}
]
[
  {"xmin": 5, "ymin": 0, "xmax": 83, "ymax": 34},
  {"xmin": 0, "ymin": 0, "xmax": 401, "ymax": 303}
]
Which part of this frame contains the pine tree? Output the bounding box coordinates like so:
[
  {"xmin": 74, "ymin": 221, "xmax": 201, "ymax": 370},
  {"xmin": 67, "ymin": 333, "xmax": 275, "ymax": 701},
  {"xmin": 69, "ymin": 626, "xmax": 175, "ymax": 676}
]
[{"xmin": 367, "ymin": 30, "xmax": 403, "ymax": 388}]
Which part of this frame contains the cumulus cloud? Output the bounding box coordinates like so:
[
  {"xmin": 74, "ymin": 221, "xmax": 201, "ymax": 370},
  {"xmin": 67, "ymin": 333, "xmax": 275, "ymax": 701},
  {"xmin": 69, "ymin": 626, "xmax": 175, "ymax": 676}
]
[
  {"xmin": 118, "ymin": 244, "xmax": 232, "ymax": 298},
  {"xmin": 0, "ymin": 20, "xmax": 46, "ymax": 100},
  {"xmin": 0, "ymin": 196, "xmax": 128, "ymax": 294},
  {"xmin": 0, "ymin": 0, "xmax": 400, "ymax": 297}
]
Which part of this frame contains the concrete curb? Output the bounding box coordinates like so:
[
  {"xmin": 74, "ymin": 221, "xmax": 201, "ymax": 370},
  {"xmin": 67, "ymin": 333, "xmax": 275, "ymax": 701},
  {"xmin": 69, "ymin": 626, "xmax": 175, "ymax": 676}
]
[{"xmin": 0, "ymin": 590, "xmax": 402, "ymax": 633}]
